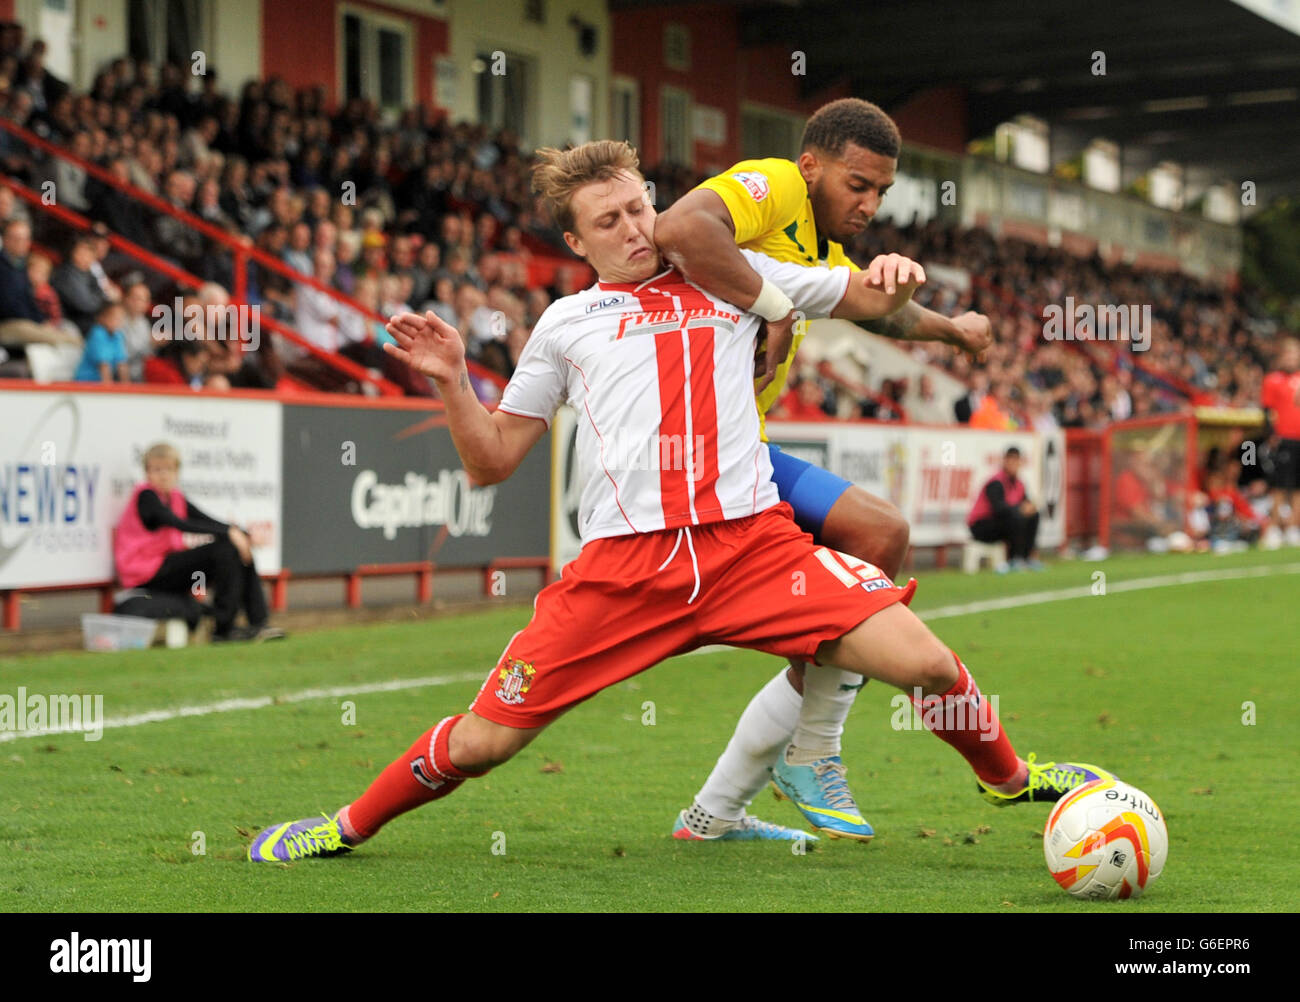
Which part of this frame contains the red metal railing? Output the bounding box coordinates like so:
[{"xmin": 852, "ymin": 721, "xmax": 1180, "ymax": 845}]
[{"xmin": 1, "ymin": 176, "xmax": 402, "ymax": 395}]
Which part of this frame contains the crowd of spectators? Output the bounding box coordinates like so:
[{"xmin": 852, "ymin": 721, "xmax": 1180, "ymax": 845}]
[
  {"xmin": 0, "ymin": 35, "xmax": 1289, "ymax": 438},
  {"xmin": 838, "ymin": 218, "xmax": 1277, "ymax": 430},
  {"xmin": 0, "ymin": 35, "xmax": 586, "ymax": 393}
]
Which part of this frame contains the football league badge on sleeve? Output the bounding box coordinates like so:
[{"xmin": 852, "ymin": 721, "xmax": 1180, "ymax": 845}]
[
  {"xmin": 495, "ymin": 658, "xmax": 536, "ymax": 705},
  {"xmin": 731, "ymin": 170, "xmax": 770, "ymax": 202}
]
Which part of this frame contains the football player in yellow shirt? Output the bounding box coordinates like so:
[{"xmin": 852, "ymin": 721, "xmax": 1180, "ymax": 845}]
[{"xmin": 657, "ymin": 98, "xmax": 1012, "ymax": 842}]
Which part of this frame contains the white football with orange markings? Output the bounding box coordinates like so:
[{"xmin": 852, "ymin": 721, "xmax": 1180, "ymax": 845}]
[{"xmin": 1043, "ymin": 777, "xmax": 1168, "ymax": 900}]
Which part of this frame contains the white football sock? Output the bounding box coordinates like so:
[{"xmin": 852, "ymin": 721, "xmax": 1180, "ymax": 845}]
[
  {"xmin": 788, "ymin": 664, "xmax": 864, "ymax": 760},
  {"xmin": 694, "ymin": 666, "xmax": 802, "ymax": 821}
]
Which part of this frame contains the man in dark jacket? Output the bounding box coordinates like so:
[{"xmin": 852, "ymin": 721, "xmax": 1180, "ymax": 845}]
[
  {"xmin": 0, "ymin": 218, "xmax": 81, "ymax": 347},
  {"xmin": 50, "ymin": 235, "xmax": 110, "ymax": 333},
  {"xmin": 154, "ymin": 170, "xmax": 205, "ymax": 272},
  {"xmin": 87, "ymin": 157, "xmax": 155, "ymax": 247}
]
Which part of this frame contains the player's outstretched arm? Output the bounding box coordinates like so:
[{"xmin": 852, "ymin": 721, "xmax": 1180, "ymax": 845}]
[
  {"xmin": 383, "ymin": 311, "xmax": 545, "ymax": 485},
  {"xmin": 859, "ymin": 299, "xmax": 994, "ymax": 364},
  {"xmin": 830, "ymin": 252, "xmax": 925, "ymax": 321}
]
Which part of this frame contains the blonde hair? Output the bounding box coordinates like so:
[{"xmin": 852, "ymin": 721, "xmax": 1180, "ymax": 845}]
[
  {"xmin": 142, "ymin": 442, "xmax": 180, "ymax": 471},
  {"xmin": 531, "ymin": 141, "xmax": 642, "ymax": 234}
]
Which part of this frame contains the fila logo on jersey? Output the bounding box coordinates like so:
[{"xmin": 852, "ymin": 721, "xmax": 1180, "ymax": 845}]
[
  {"xmin": 495, "ymin": 657, "xmax": 536, "ymax": 705},
  {"xmin": 732, "ymin": 171, "xmax": 770, "ymax": 202},
  {"xmin": 410, "ymin": 756, "xmax": 446, "ymax": 791},
  {"xmin": 586, "ymin": 295, "xmax": 627, "ymax": 313}
]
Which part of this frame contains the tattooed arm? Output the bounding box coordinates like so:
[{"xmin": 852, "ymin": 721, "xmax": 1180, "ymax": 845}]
[{"xmin": 860, "ymin": 301, "xmax": 993, "ymax": 363}]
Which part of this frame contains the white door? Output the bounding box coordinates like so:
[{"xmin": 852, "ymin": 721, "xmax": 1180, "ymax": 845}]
[{"xmin": 40, "ymin": 0, "xmax": 77, "ymax": 81}]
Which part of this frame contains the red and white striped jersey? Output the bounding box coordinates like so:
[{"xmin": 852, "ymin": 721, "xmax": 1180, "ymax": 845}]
[{"xmin": 500, "ymin": 250, "xmax": 850, "ymax": 546}]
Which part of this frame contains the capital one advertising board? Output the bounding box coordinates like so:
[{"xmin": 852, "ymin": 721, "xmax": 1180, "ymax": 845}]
[
  {"xmin": 0, "ymin": 390, "xmax": 282, "ymax": 588},
  {"xmin": 280, "ymin": 404, "xmax": 549, "ymax": 573}
]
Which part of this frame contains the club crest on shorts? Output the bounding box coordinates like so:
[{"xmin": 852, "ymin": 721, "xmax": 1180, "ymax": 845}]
[{"xmin": 495, "ymin": 657, "xmax": 536, "ymax": 705}]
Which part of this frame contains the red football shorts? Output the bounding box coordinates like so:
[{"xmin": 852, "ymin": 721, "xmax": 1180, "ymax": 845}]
[{"xmin": 469, "ymin": 502, "xmax": 916, "ymax": 728}]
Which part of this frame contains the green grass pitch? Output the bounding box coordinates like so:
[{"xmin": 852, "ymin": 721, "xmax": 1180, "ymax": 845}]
[{"xmin": 3, "ymin": 548, "xmax": 1297, "ymax": 912}]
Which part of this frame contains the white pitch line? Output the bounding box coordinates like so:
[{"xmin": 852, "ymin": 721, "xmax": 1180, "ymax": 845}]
[
  {"xmin": 917, "ymin": 561, "xmax": 1300, "ymax": 621},
  {"xmin": 685, "ymin": 560, "xmax": 1300, "ymax": 655},
  {"xmin": 6, "ymin": 562, "xmax": 1298, "ymax": 744},
  {"xmin": 0, "ymin": 671, "xmax": 487, "ymax": 743}
]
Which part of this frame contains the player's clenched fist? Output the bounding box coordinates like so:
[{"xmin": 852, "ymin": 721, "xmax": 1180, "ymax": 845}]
[
  {"xmin": 949, "ymin": 310, "xmax": 994, "ymax": 363},
  {"xmin": 383, "ymin": 310, "xmax": 467, "ymax": 386}
]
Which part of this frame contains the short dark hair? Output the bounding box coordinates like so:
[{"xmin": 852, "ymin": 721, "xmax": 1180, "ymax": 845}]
[
  {"xmin": 1004, "ymin": 446, "xmax": 1022, "ymax": 459},
  {"xmin": 801, "ymin": 98, "xmax": 901, "ymax": 160}
]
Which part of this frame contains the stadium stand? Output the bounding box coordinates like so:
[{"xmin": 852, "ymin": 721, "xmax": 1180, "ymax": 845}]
[{"xmin": 0, "ymin": 44, "xmax": 1281, "ymax": 441}]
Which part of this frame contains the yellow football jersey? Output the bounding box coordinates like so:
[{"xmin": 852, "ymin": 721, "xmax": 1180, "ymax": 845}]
[{"xmin": 696, "ymin": 157, "xmax": 859, "ymax": 439}]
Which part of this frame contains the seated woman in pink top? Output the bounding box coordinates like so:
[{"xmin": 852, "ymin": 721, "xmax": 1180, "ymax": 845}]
[{"xmin": 115, "ymin": 442, "xmax": 284, "ymax": 643}]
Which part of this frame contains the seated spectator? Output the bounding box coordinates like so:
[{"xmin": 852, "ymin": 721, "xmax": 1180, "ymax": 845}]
[
  {"xmin": 0, "ymin": 219, "xmax": 81, "ymax": 351},
  {"xmin": 771, "ymin": 375, "xmax": 832, "ymax": 422},
  {"xmin": 87, "ymin": 225, "xmax": 125, "ymax": 298},
  {"xmin": 51, "ymin": 234, "xmax": 112, "ymax": 333},
  {"xmin": 292, "ymin": 248, "xmax": 342, "ymax": 352},
  {"xmin": 968, "ymin": 446, "xmax": 1042, "ymax": 572},
  {"xmin": 1110, "ymin": 447, "xmax": 1186, "ymax": 551},
  {"xmin": 1194, "ymin": 458, "xmax": 1264, "ymax": 550},
  {"xmin": 194, "ymin": 177, "xmax": 235, "ymax": 231},
  {"xmin": 0, "ymin": 183, "xmax": 31, "ymax": 229},
  {"xmin": 282, "ymin": 220, "xmax": 312, "ymax": 275},
  {"xmin": 27, "ymin": 251, "xmax": 65, "ymax": 327},
  {"xmin": 114, "ymin": 442, "xmax": 283, "ymax": 643},
  {"xmin": 52, "ymin": 129, "xmax": 92, "ymax": 211},
  {"xmin": 420, "ymin": 275, "xmax": 457, "ymax": 328},
  {"xmin": 903, "ymin": 372, "xmax": 952, "ymax": 425},
  {"xmin": 144, "ymin": 338, "xmax": 217, "ymax": 389},
  {"xmin": 333, "ymin": 230, "xmax": 361, "ymax": 297},
  {"xmin": 121, "ymin": 280, "xmax": 155, "ymax": 380},
  {"xmin": 407, "ymin": 239, "xmax": 441, "ymax": 306},
  {"xmin": 343, "ymin": 275, "xmax": 432, "ymax": 398},
  {"xmin": 195, "ymin": 281, "xmax": 272, "ymax": 389},
  {"xmin": 154, "ymin": 169, "xmax": 204, "ymax": 272},
  {"xmin": 74, "ymin": 300, "xmax": 129, "ymax": 382}
]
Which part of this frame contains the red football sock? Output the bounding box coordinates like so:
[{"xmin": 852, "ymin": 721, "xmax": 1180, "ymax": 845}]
[
  {"xmin": 341, "ymin": 714, "xmax": 486, "ymax": 840},
  {"xmin": 910, "ymin": 651, "xmax": 1020, "ymax": 786}
]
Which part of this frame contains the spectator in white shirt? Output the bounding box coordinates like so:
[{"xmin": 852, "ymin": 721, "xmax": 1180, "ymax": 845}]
[
  {"xmin": 282, "ymin": 221, "xmax": 313, "ymax": 276},
  {"xmin": 121, "ymin": 280, "xmax": 155, "ymax": 381},
  {"xmin": 292, "ymin": 249, "xmax": 341, "ymax": 354},
  {"xmin": 903, "ymin": 373, "xmax": 953, "ymax": 425}
]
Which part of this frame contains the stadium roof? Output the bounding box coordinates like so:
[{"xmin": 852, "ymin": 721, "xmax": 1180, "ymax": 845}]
[{"xmin": 620, "ymin": 0, "xmax": 1300, "ymax": 199}]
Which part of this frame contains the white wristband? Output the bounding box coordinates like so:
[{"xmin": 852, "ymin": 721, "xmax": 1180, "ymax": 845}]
[{"xmin": 750, "ymin": 278, "xmax": 794, "ymax": 323}]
